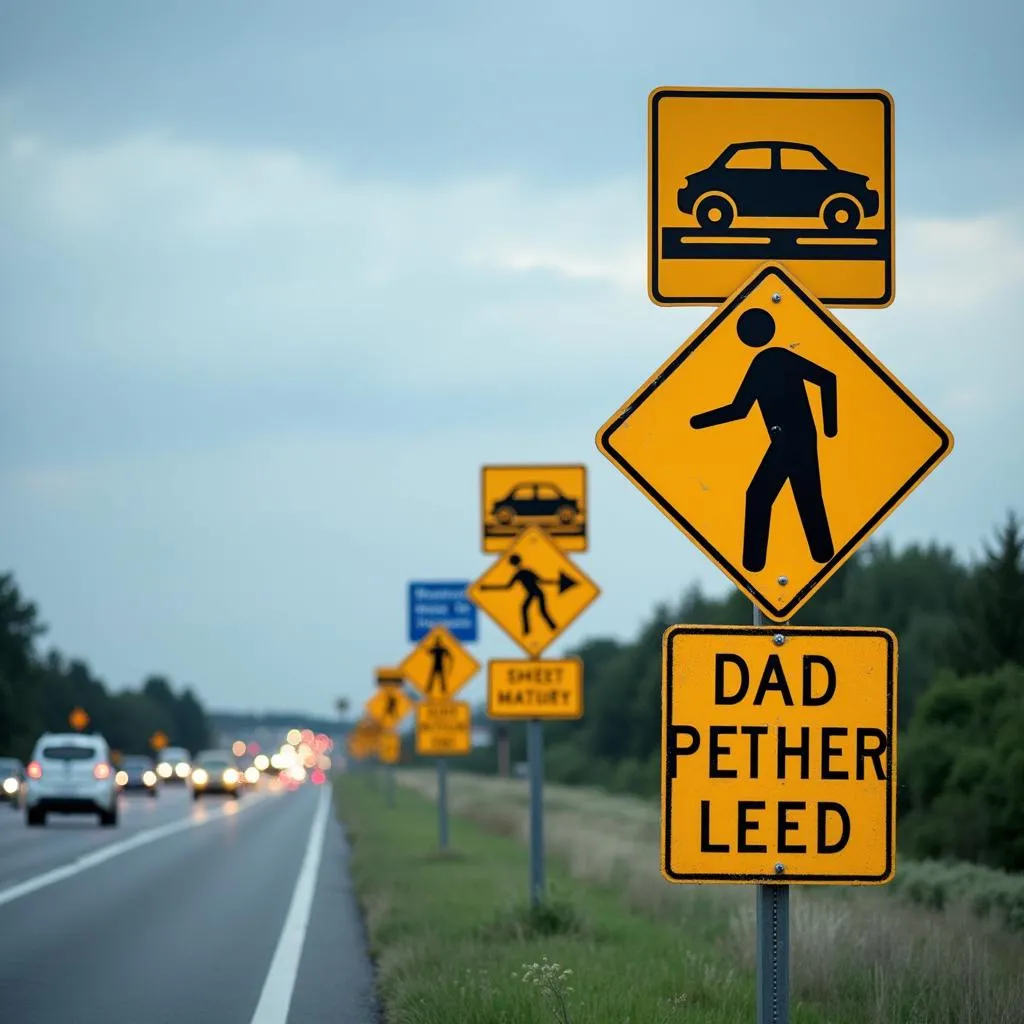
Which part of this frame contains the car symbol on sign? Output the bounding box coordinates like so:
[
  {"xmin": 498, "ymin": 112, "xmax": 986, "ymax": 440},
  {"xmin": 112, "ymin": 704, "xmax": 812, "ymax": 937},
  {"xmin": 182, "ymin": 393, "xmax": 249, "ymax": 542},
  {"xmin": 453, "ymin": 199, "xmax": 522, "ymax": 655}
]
[
  {"xmin": 491, "ymin": 482, "xmax": 581, "ymax": 527},
  {"xmin": 676, "ymin": 142, "xmax": 879, "ymax": 233}
]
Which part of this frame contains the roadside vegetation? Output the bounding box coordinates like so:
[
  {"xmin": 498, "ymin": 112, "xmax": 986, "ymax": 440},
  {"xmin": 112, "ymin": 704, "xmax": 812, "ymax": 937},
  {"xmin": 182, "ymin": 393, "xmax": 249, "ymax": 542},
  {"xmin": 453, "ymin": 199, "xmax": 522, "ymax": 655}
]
[
  {"xmin": 0, "ymin": 572, "xmax": 213, "ymax": 759},
  {"xmin": 338, "ymin": 771, "xmax": 1024, "ymax": 1024}
]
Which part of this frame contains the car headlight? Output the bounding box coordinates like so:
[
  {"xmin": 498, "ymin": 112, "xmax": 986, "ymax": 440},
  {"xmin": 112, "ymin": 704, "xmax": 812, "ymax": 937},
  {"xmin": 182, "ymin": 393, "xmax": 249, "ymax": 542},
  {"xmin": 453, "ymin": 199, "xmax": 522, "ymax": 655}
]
[
  {"xmin": 191, "ymin": 768, "xmax": 209, "ymax": 786},
  {"xmin": 175, "ymin": 762, "xmax": 190, "ymax": 778},
  {"xmin": 115, "ymin": 771, "xmax": 129, "ymax": 786},
  {"xmin": 244, "ymin": 766, "xmax": 260, "ymax": 785},
  {"xmin": 143, "ymin": 771, "xmax": 157, "ymax": 786},
  {"xmin": 2, "ymin": 777, "xmax": 18, "ymax": 795},
  {"xmin": 157, "ymin": 763, "xmax": 172, "ymax": 778},
  {"xmin": 222, "ymin": 768, "xmax": 239, "ymax": 785}
]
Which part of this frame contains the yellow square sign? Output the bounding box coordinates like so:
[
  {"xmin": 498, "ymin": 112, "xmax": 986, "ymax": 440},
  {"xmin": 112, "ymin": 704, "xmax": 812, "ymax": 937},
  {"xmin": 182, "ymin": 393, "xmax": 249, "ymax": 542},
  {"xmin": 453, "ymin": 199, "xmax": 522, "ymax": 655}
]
[
  {"xmin": 415, "ymin": 700, "xmax": 472, "ymax": 756},
  {"xmin": 468, "ymin": 526, "xmax": 601, "ymax": 658},
  {"xmin": 347, "ymin": 720, "xmax": 380, "ymax": 760},
  {"xmin": 663, "ymin": 626, "xmax": 896, "ymax": 884},
  {"xmin": 376, "ymin": 666, "xmax": 405, "ymax": 687},
  {"xmin": 649, "ymin": 87, "xmax": 894, "ymax": 308},
  {"xmin": 378, "ymin": 731, "xmax": 401, "ymax": 765},
  {"xmin": 482, "ymin": 465, "xmax": 587, "ymax": 553},
  {"xmin": 597, "ymin": 263, "xmax": 952, "ymax": 622},
  {"xmin": 400, "ymin": 625, "xmax": 480, "ymax": 701},
  {"xmin": 365, "ymin": 687, "xmax": 414, "ymax": 730},
  {"xmin": 487, "ymin": 658, "xmax": 584, "ymax": 719}
]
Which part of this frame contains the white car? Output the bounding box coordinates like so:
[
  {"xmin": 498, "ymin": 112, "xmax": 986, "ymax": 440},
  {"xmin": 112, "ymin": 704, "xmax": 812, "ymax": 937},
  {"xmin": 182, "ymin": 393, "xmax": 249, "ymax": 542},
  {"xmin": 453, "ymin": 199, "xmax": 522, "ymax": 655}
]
[{"xmin": 24, "ymin": 732, "xmax": 119, "ymax": 827}]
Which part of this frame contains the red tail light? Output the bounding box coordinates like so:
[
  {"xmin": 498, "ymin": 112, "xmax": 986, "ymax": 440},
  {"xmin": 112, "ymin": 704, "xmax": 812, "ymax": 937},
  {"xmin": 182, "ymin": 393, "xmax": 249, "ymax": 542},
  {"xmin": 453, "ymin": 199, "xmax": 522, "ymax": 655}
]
[
  {"xmin": 93, "ymin": 763, "xmax": 111, "ymax": 780},
  {"xmin": 27, "ymin": 761, "xmax": 42, "ymax": 779}
]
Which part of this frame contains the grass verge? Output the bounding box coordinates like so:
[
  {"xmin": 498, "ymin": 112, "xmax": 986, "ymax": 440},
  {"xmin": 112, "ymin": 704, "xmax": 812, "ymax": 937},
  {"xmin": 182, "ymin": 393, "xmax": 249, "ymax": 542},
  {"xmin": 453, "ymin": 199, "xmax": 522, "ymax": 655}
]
[{"xmin": 339, "ymin": 768, "xmax": 1024, "ymax": 1024}]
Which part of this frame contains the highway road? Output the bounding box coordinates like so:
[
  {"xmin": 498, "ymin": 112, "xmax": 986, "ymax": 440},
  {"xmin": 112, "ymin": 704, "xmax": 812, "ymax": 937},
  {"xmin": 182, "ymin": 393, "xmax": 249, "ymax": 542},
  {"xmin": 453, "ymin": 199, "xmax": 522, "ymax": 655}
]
[{"xmin": 0, "ymin": 779, "xmax": 378, "ymax": 1024}]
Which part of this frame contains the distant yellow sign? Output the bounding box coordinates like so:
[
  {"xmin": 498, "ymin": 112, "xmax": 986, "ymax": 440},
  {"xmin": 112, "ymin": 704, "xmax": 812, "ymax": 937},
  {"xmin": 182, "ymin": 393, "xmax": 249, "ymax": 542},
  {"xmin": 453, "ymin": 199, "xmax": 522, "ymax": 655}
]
[
  {"xmin": 347, "ymin": 719, "xmax": 381, "ymax": 760},
  {"xmin": 487, "ymin": 659, "xmax": 584, "ymax": 719},
  {"xmin": 375, "ymin": 666, "xmax": 405, "ymax": 687},
  {"xmin": 468, "ymin": 526, "xmax": 601, "ymax": 658},
  {"xmin": 365, "ymin": 687, "xmax": 414, "ymax": 730},
  {"xmin": 68, "ymin": 707, "xmax": 89, "ymax": 731},
  {"xmin": 149, "ymin": 731, "xmax": 169, "ymax": 751},
  {"xmin": 663, "ymin": 626, "xmax": 897, "ymax": 884},
  {"xmin": 415, "ymin": 701, "xmax": 472, "ymax": 756},
  {"xmin": 400, "ymin": 625, "xmax": 480, "ymax": 701},
  {"xmin": 649, "ymin": 87, "xmax": 895, "ymax": 308},
  {"xmin": 597, "ymin": 263, "xmax": 953, "ymax": 622},
  {"xmin": 482, "ymin": 465, "xmax": 587, "ymax": 553},
  {"xmin": 378, "ymin": 731, "xmax": 401, "ymax": 765}
]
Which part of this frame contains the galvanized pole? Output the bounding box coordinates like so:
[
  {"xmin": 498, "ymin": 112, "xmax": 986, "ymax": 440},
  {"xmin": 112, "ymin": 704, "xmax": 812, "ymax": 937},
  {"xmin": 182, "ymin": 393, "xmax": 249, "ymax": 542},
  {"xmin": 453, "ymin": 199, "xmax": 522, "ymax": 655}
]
[
  {"xmin": 437, "ymin": 758, "xmax": 449, "ymax": 851},
  {"xmin": 753, "ymin": 605, "xmax": 790, "ymax": 1024},
  {"xmin": 527, "ymin": 718, "xmax": 545, "ymax": 906}
]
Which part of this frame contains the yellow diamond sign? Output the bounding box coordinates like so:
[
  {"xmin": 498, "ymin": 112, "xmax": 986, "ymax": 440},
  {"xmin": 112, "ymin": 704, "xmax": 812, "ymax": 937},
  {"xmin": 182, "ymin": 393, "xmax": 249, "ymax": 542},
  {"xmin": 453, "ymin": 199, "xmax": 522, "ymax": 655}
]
[
  {"xmin": 468, "ymin": 526, "xmax": 601, "ymax": 658},
  {"xmin": 365, "ymin": 687, "xmax": 414, "ymax": 730},
  {"xmin": 400, "ymin": 625, "xmax": 480, "ymax": 701},
  {"xmin": 597, "ymin": 263, "xmax": 952, "ymax": 622}
]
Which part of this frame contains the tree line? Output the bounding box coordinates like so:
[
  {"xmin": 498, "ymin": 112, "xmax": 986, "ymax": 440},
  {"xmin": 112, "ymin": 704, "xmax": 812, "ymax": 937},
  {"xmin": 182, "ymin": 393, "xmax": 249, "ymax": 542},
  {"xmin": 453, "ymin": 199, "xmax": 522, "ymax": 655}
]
[
  {"xmin": 0, "ymin": 574, "xmax": 212, "ymax": 761},
  {"xmin": 455, "ymin": 511, "xmax": 1024, "ymax": 873}
]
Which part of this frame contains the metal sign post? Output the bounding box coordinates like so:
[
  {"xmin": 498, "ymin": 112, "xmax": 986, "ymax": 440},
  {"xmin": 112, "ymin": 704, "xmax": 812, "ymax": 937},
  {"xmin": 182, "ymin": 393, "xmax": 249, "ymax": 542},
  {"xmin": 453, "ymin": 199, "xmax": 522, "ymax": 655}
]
[
  {"xmin": 437, "ymin": 758, "xmax": 449, "ymax": 852},
  {"xmin": 527, "ymin": 718, "xmax": 545, "ymax": 905},
  {"xmin": 753, "ymin": 605, "xmax": 790, "ymax": 1024},
  {"xmin": 386, "ymin": 766, "xmax": 396, "ymax": 809}
]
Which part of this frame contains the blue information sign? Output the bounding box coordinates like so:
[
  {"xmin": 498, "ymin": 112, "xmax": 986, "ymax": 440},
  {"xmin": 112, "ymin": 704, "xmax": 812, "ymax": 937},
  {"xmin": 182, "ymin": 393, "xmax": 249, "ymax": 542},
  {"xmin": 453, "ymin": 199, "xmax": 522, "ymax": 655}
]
[{"xmin": 408, "ymin": 580, "xmax": 478, "ymax": 643}]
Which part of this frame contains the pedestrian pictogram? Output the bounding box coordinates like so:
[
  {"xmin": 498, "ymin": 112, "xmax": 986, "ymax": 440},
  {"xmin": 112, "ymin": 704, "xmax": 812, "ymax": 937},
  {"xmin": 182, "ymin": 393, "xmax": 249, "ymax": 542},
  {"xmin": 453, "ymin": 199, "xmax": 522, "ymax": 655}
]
[
  {"xmin": 482, "ymin": 465, "xmax": 588, "ymax": 553},
  {"xmin": 366, "ymin": 686, "xmax": 413, "ymax": 730},
  {"xmin": 649, "ymin": 87, "xmax": 894, "ymax": 308},
  {"xmin": 468, "ymin": 526, "xmax": 601, "ymax": 657},
  {"xmin": 487, "ymin": 658, "xmax": 584, "ymax": 719},
  {"xmin": 415, "ymin": 700, "xmax": 472, "ymax": 756},
  {"xmin": 662, "ymin": 626, "xmax": 897, "ymax": 884},
  {"xmin": 400, "ymin": 625, "xmax": 480, "ymax": 701},
  {"xmin": 378, "ymin": 731, "xmax": 401, "ymax": 765},
  {"xmin": 150, "ymin": 731, "xmax": 169, "ymax": 751},
  {"xmin": 376, "ymin": 667, "xmax": 405, "ymax": 687},
  {"xmin": 597, "ymin": 263, "xmax": 953, "ymax": 622},
  {"xmin": 69, "ymin": 707, "xmax": 89, "ymax": 731}
]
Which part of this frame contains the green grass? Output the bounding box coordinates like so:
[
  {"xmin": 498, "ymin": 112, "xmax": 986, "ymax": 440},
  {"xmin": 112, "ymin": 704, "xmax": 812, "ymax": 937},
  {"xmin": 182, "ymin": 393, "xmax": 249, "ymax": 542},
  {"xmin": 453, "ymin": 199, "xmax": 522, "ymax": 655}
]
[{"xmin": 335, "ymin": 771, "xmax": 1024, "ymax": 1024}]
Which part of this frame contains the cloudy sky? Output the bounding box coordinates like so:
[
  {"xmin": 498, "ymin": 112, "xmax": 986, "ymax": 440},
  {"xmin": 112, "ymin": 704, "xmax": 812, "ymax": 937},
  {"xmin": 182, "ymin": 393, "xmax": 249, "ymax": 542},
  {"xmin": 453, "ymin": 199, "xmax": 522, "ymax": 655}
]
[{"xmin": 2, "ymin": 1, "xmax": 1022, "ymax": 719}]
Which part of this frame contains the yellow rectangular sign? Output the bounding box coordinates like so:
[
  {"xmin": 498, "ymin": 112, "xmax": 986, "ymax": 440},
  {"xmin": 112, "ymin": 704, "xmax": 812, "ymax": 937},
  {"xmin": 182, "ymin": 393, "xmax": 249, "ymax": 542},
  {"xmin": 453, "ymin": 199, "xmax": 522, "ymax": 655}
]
[
  {"xmin": 415, "ymin": 700, "xmax": 472, "ymax": 756},
  {"xmin": 482, "ymin": 465, "xmax": 587, "ymax": 553},
  {"xmin": 649, "ymin": 87, "xmax": 894, "ymax": 308},
  {"xmin": 378, "ymin": 732, "xmax": 401, "ymax": 765},
  {"xmin": 487, "ymin": 658, "xmax": 584, "ymax": 719},
  {"xmin": 662, "ymin": 626, "xmax": 896, "ymax": 884},
  {"xmin": 376, "ymin": 666, "xmax": 405, "ymax": 687}
]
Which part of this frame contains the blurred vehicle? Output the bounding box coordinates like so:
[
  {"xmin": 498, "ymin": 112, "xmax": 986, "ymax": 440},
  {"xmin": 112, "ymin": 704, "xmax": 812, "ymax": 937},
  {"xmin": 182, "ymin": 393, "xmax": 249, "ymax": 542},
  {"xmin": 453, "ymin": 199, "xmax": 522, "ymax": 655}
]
[
  {"xmin": 115, "ymin": 755, "xmax": 159, "ymax": 797},
  {"xmin": 189, "ymin": 750, "xmax": 242, "ymax": 801},
  {"xmin": 155, "ymin": 746, "xmax": 192, "ymax": 783},
  {"xmin": 24, "ymin": 732, "xmax": 119, "ymax": 827},
  {"xmin": 0, "ymin": 758, "xmax": 26, "ymax": 809}
]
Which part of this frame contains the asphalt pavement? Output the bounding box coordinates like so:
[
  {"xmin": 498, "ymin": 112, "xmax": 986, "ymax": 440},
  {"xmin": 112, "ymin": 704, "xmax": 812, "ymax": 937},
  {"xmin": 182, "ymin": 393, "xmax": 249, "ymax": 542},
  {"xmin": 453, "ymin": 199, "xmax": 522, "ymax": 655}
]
[{"xmin": 0, "ymin": 779, "xmax": 378, "ymax": 1024}]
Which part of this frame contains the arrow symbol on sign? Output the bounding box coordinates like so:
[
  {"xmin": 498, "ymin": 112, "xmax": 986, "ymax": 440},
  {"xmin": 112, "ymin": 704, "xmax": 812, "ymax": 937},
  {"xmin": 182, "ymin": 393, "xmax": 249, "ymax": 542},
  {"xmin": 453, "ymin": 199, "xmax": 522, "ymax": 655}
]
[{"xmin": 478, "ymin": 572, "xmax": 576, "ymax": 594}]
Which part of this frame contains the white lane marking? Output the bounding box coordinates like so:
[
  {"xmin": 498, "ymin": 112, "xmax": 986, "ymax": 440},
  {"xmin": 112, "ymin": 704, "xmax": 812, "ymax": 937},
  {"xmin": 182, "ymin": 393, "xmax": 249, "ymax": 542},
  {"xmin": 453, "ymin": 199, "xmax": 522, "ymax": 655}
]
[
  {"xmin": 249, "ymin": 786, "xmax": 331, "ymax": 1024},
  {"xmin": 0, "ymin": 789, "xmax": 275, "ymax": 910}
]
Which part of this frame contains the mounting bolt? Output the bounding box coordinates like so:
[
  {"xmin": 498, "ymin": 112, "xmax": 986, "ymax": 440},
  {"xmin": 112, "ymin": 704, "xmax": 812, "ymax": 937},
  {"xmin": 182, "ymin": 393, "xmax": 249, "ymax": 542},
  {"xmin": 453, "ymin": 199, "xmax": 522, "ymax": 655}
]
[
  {"xmin": 777, "ymin": 575, "xmax": 788, "ymax": 586},
  {"xmin": 773, "ymin": 634, "xmax": 785, "ymax": 647},
  {"xmin": 774, "ymin": 863, "xmax": 785, "ymax": 875},
  {"xmin": 771, "ymin": 292, "xmax": 782, "ymax": 304}
]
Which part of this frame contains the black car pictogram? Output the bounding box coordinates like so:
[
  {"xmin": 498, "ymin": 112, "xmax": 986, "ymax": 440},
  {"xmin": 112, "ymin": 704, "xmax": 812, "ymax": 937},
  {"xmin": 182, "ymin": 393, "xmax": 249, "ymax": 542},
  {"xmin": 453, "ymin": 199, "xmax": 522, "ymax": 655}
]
[
  {"xmin": 676, "ymin": 142, "xmax": 879, "ymax": 233},
  {"xmin": 490, "ymin": 482, "xmax": 581, "ymax": 527}
]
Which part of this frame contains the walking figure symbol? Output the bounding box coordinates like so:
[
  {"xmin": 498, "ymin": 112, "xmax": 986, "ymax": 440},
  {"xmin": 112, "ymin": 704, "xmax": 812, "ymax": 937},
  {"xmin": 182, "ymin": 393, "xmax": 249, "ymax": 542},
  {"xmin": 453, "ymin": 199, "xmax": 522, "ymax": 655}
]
[
  {"xmin": 690, "ymin": 307, "xmax": 838, "ymax": 572},
  {"xmin": 479, "ymin": 555, "xmax": 578, "ymax": 636},
  {"xmin": 426, "ymin": 636, "xmax": 452, "ymax": 696}
]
